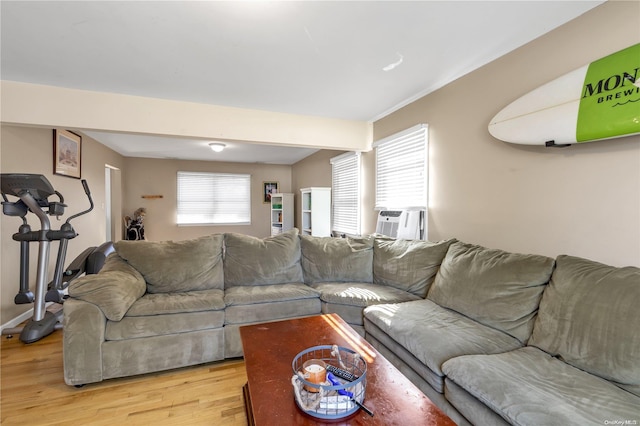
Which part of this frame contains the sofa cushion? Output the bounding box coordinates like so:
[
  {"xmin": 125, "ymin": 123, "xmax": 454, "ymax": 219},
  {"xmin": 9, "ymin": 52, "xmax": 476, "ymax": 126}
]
[
  {"xmin": 312, "ymin": 282, "xmax": 420, "ymax": 307},
  {"xmin": 224, "ymin": 229, "xmax": 303, "ymax": 287},
  {"xmin": 125, "ymin": 289, "xmax": 225, "ymax": 316},
  {"xmin": 442, "ymin": 346, "xmax": 640, "ymax": 425},
  {"xmin": 529, "ymin": 255, "xmax": 640, "ymax": 397},
  {"xmin": 427, "ymin": 242, "xmax": 555, "ymax": 343},
  {"xmin": 301, "ymin": 235, "xmax": 373, "ymax": 284},
  {"xmin": 374, "ymin": 237, "xmax": 456, "ymax": 297},
  {"xmin": 68, "ymin": 253, "xmax": 146, "ymax": 321},
  {"xmin": 365, "ymin": 320, "xmax": 446, "ymax": 393},
  {"xmin": 114, "ymin": 234, "xmax": 224, "ymax": 293},
  {"xmin": 224, "ymin": 283, "xmax": 321, "ymax": 325},
  {"xmin": 320, "ymin": 303, "xmax": 371, "ymax": 327},
  {"xmin": 364, "ymin": 299, "xmax": 522, "ymax": 392},
  {"xmin": 225, "ymin": 299, "xmax": 322, "ymax": 327},
  {"xmin": 224, "ymin": 283, "xmax": 319, "ymax": 306},
  {"xmin": 102, "ymin": 329, "xmax": 224, "ymax": 380},
  {"xmin": 312, "ymin": 283, "xmax": 420, "ymax": 328},
  {"xmin": 105, "ymin": 310, "xmax": 225, "ymax": 340}
]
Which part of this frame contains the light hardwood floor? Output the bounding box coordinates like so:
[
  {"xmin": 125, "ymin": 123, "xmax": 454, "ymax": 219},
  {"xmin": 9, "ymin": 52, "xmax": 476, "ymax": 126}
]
[{"xmin": 1, "ymin": 327, "xmax": 249, "ymax": 425}]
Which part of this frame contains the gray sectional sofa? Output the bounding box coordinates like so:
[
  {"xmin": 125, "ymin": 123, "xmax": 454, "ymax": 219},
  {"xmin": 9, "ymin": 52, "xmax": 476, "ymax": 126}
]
[{"xmin": 63, "ymin": 229, "xmax": 640, "ymax": 425}]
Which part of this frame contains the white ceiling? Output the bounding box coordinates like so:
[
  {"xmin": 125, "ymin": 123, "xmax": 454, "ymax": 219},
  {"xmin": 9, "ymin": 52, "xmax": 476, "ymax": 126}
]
[
  {"xmin": 1, "ymin": 1, "xmax": 603, "ymax": 164},
  {"xmin": 80, "ymin": 130, "xmax": 322, "ymax": 164}
]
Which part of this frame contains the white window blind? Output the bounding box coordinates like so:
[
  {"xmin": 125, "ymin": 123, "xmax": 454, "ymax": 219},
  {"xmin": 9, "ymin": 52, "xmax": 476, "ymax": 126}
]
[
  {"xmin": 331, "ymin": 152, "xmax": 361, "ymax": 236},
  {"xmin": 177, "ymin": 171, "xmax": 251, "ymax": 225},
  {"xmin": 374, "ymin": 124, "xmax": 428, "ymax": 210}
]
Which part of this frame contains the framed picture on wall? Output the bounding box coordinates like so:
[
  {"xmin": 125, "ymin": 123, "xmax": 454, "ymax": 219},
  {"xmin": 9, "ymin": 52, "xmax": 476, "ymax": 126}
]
[
  {"xmin": 53, "ymin": 129, "xmax": 82, "ymax": 179},
  {"xmin": 263, "ymin": 181, "xmax": 279, "ymax": 203}
]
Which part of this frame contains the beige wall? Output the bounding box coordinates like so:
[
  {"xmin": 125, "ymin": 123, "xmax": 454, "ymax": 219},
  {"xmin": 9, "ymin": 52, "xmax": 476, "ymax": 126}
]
[
  {"xmin": 1, "ymin": 125, "xmax": 125, "ymax": 324},
  {"xmin": 122, "ymin": 157, "xmax": 292, "ymax": 241},
  {"xmin": 1, "ymin": 81, "xmax": 372, "ymax": 152},
  {"xmin": 291, "ymin": 149, "xmax": 345, "ymax": 230},
  {"xmin": 371, "ymin": 1, "xmax": 640, "ymax": 267}
]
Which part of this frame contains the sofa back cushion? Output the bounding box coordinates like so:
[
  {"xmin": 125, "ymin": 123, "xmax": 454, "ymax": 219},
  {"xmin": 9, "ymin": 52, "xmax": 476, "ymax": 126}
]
[
  {"xmin": 374, "ymin": 237, "xmax": 456, "ymax": 297},
  {"xmin": 301, "ymin": 235, "xmax": 373, "ymax": 284},
  {"xmin": 224, "ymin": 229, "xmax": 303, "ymax": 287},
  {"xmin": 114, "ymin": 234, "xmax": 224, "ymax": 293},
  {"xmin": 427, "ymin": 242, "xmax": 555, "ymax": 343},
  {"xmin": 529, "ymin": 255, "xmax": 640, "ymax": 397}
]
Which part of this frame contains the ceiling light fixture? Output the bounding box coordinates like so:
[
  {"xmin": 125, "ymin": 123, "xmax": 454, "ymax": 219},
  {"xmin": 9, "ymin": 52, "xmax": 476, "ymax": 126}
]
[{"xmin": 209, "ymin": 142, "xmax": 226, "ymax": 152}]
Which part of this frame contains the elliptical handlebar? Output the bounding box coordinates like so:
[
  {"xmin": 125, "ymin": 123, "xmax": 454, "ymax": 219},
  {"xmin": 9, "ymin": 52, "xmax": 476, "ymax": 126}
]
[
  {"xmin": 65, "ymin": 179, "xmax": 94, "ymax": 224},
  {"xmin": 54, "ymin": 190, "xmax": 64, "ymax": 204},
  {"xmin": 82, "ymin": 179, "xmax": 90, "ymax": 196}
]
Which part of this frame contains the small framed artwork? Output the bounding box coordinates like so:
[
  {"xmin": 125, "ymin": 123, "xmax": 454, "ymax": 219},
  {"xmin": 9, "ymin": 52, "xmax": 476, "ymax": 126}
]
[
  {"xmin": 263, "ymin": 181, "xmax": 279, "ymax": 203},
  {"xmin": 53, "ymin": 129, "xmax": 82, "ymax": 179}
]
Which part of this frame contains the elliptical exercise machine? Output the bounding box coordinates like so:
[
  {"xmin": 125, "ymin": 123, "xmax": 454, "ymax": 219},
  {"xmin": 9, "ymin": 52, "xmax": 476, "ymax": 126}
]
[{"xmin": 1, "ymin": 173, "xmax": 113, "ymax": 343}]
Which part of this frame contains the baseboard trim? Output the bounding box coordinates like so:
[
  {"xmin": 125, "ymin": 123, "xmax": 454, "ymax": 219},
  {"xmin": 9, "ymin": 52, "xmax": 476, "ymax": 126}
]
[
  {"xmin": 1, "ymin": 309, "xmax": 34, "ymax": 333},
  {"xmin": 1, "ymin": 302, "xmax": 55, "ymax": 333}
]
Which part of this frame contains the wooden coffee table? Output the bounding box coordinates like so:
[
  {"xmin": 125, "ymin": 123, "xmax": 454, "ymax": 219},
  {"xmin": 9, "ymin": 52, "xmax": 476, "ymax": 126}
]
[{"xmin": 240, "ymin": 314, "xmax": 455, "ymax": 425}]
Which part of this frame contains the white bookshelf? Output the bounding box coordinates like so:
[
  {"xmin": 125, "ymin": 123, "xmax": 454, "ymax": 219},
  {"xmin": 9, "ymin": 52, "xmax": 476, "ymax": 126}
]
[
  {"xmin": 270, "ymin": 193, "xmax": 294, "ymax": 236},
  {"xmin": 300, "ymin": 187, "xmax": 331, "ymax": 237}
]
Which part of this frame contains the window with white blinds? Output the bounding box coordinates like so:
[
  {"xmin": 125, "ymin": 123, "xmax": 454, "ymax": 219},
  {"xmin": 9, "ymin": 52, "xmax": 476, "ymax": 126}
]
[
  {"xmin": 331, "ymin": 152, "xmax": 361, "ymax": 236},
  {"xmin": 374, "ymin": 124, "xmax": 428, "ymax": 210},
  {"xmin": 177, "ymin": 171, "xmax": 251, "ymax": 225}
]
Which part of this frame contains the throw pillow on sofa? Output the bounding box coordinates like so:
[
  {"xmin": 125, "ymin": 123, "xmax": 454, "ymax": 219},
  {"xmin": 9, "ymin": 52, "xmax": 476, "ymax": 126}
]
[
  {"xmin": 373, "ymin": 237, "xmax": 456, "ymax": 297},
  {"xmin": 427, "ymin": 241, "xmax": 555, "ymax": 343},
  {"xmin": 114, "ymin": 234, "xmax": 224, "ymax": 293},
  {"xmin": 300, "ymin": 235, "xmax": 373, "ymax": 284},
  {"xmin": 529, "ymin": 255, "xmax": 640, "ymax": 397},
  {"xmin": 224, "ymin": 229, "xmax": 303, "ymax": 286}
]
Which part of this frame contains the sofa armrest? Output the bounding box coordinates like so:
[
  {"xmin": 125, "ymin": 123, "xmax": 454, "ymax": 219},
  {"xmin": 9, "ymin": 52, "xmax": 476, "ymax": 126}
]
[
  {"xmin": 67, "ymin": 253, "xmax": 147, "ymax": 321},
  {"xmin": 63, "ymin": 298, "xmax": 106, "ymax": 386}
]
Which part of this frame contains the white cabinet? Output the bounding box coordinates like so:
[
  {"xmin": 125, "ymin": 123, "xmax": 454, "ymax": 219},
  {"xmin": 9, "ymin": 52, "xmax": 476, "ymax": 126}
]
[
  {"xmin": 270, "ymin": 193, "xmax": 294, "ymax": 236},
  {"xmin": 300, "ymin": 187, "xmax": 331, "ymax": 237}
]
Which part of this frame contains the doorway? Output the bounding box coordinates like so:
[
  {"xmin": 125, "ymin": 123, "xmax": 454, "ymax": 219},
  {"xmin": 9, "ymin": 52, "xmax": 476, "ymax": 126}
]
[{"xmin": 105, "ymin": 165, "xmax": 122, "ymax": 242}]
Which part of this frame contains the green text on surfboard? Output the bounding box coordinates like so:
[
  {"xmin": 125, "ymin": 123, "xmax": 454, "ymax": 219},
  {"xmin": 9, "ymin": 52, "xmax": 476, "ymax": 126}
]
[{"xmin": 577, "ymin": 43, "xmax": 640, "ymax": 142}]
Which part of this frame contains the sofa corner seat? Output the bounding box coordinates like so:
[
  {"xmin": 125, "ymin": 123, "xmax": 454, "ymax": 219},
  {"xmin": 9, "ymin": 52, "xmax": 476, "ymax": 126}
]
[{"xmin": 222, "ymin": 230, "xmax": 321, "ymax": 357}]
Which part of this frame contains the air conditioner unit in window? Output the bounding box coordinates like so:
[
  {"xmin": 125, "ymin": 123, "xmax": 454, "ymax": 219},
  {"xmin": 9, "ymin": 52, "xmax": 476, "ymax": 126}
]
[{"xmin": 376, "ymin": 210, "xmax": 423, "ymax": 240}]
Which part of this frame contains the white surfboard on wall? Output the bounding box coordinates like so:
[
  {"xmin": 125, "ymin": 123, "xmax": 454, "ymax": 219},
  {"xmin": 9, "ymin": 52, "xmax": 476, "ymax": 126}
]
[{"xmin": 489, "ymin": 43, "xmax": 640, "ymax": 146}]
